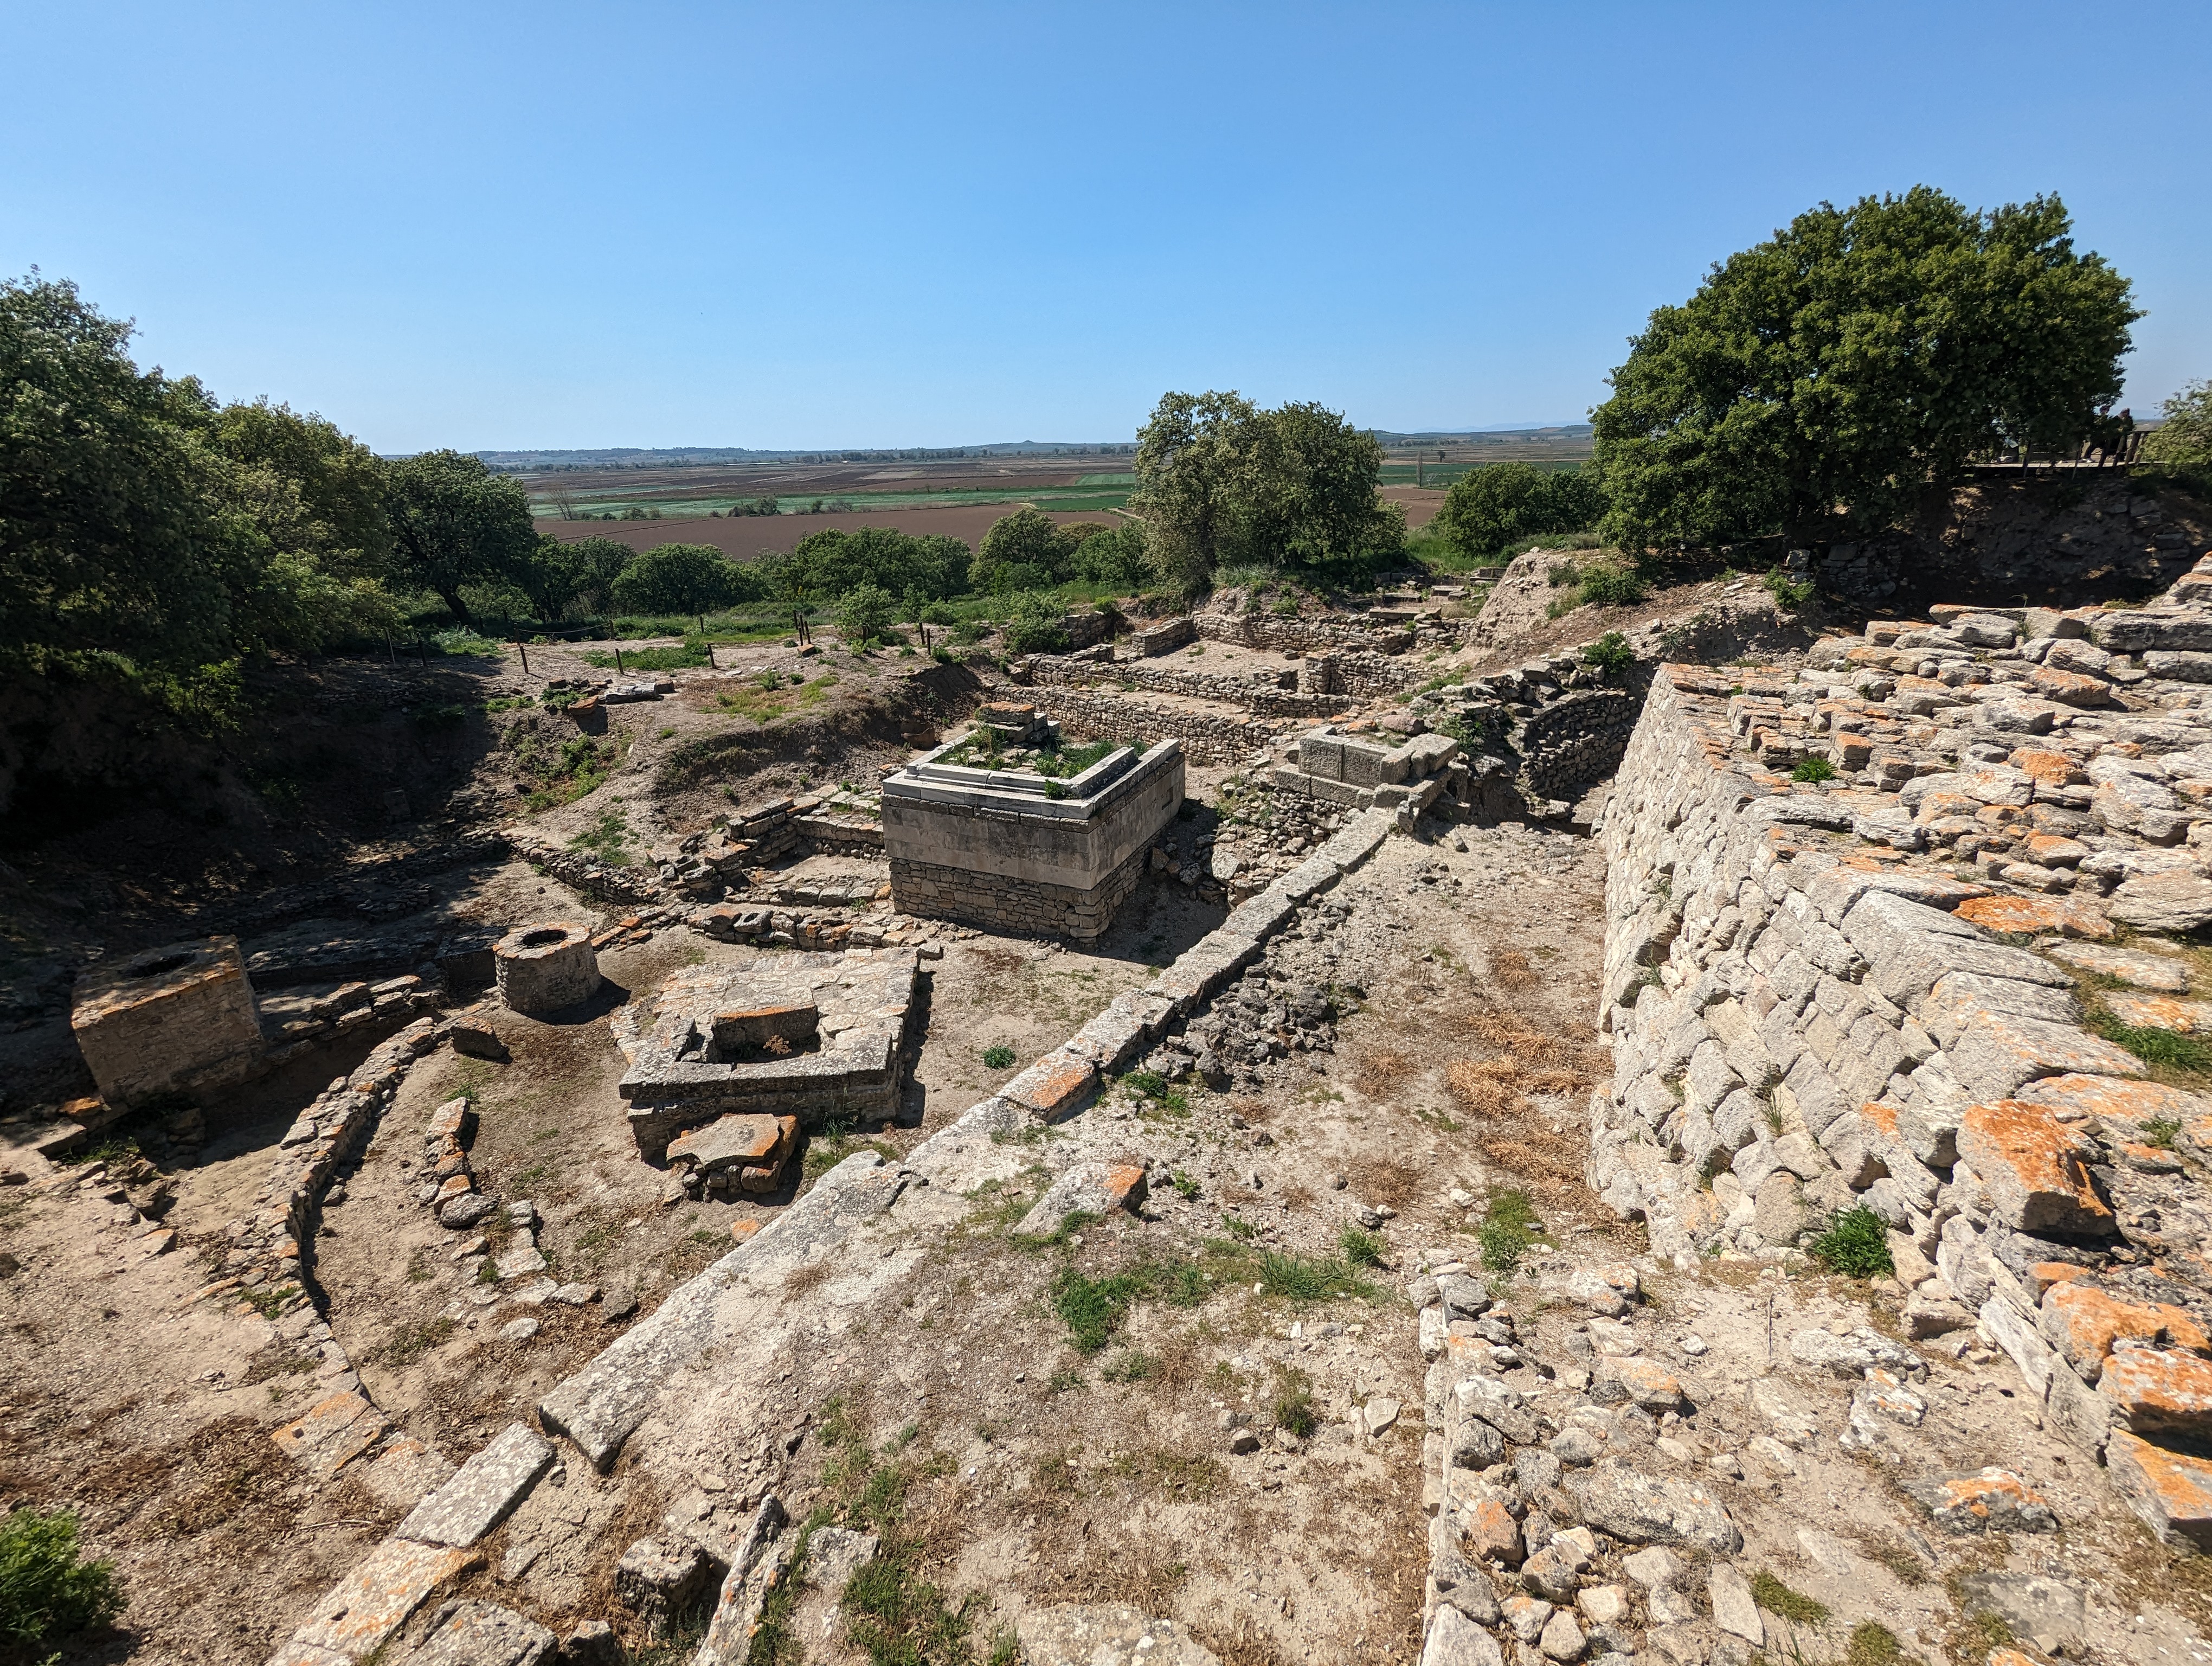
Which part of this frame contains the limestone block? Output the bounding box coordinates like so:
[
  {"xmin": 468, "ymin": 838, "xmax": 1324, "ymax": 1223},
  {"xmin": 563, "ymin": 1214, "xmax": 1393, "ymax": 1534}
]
[
  {"xmin": 72, "ymin": 936, "xmax": 264, "ymax": 1107},
  {"xmin": 284, "ymin": 1537, "xmax": 481, "ymax": 1659},
  {"xmin": 2099, "ymin": 1349, "xmax": 2212, "ymax": 1439},
  {"xmin": 397, "ymin": 1422, "xmax": 555, "ymax": 1548},
  {"xmin": 2106, "ymin": 1430, "xmax": 2212, "ymax": 1550}
]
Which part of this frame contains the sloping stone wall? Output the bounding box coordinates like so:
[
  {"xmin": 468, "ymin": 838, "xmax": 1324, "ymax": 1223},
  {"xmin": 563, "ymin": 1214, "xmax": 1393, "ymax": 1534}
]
[{"xmin": 1590, "ymin": 600, "xmax": 2212, "ymax": 1548}]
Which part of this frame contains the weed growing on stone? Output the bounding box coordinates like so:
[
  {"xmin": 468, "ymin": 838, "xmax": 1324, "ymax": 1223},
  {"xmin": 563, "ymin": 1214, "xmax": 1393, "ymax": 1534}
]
[
  {"xmin": 2144, "ymin": 1114, "xmax": 2183, "ymax": 1148},
  {"xmin": 2089, "ymin": 1010, "xmax": 2212, "ymax": 1076},
  {"xmin": 569, "ymin": 808, "xmax": 632, "ymax": 864},
  {"xmin": 1750, "ymin": 1569, "xmax": 1828, "ymax": 1624},
  {"xmin": 1169, "ymin": 1170, "xmax": 1200, "ymax": 1201},
  {"xmin": 1764, "ymin": 569, "xmax": 1816, "ymax": 611},
  {"xmin": 1840, "ymin": 1527, "xmax": 1928, "ymax": 1587},
  {"xmin": 981, "ymin": 1045, "xmax": 1017, "ymax": 1070},
  {"xmin": 0, "ymin": 1505, "xmax": 124, "ymax": 1651},
  {"xmin": 382, "ymin": 1315, "xmax": 455, "ymax": 1366},
  {"xmin": 1809, "ymin": 1206, "xmax": 1893, "ymax": 1278},
  {"xmin": 1791, "ymin": 757, "xmax": 1837, "ymax": 783}
]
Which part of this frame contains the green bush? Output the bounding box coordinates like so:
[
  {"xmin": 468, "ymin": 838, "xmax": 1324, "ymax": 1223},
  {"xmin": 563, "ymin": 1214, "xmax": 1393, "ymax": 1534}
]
[
  {"xmin": 1764, "ymin": 569, "xmax": 1815, "ymax": 611},
  {"xmin": 1791, "ymin": 756, "xmax": 1837, "ymax": 783},
  {"xmin": 835, "ymin": 583, "xmax": 897, "ymax": 643},
  {"xmin": 1475, "ymin": 1189, "xmax": 1541, "ymax": 1272},
  {"xmin": 1339, "ymin": 1225, "xmax": 1386, "ymax": 1268},
  {"xmin": 1580, "ymin": 632, "xmax": 1634, "ymax": 681},
  {"xmin": 982, "ymin": 1045, "xmax": 1016, "ymax": 1070},
  {"xmin": 0, "ymin": 1507, "xmax": 124, "ymax": 1650},
  {"xmin": 1002, "ymin": 592, "xmax": 1072, "ymax": 656},
  {"xmin": 1808, "ymin": 1206, "xmax": 1893, "ymax": 1277},
  {"xmin": 1432, "ymin": 462, "xmax": 1606, "ymax": 556},
  {"xmin": 1576, "ymin": 566, "xmax": 1644, "ymax": 608}
]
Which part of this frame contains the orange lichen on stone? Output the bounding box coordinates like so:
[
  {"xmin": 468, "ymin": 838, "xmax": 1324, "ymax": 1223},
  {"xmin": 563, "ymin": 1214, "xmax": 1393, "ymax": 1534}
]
[
  {"xmin": 2017, "ymin": 1073, "xmax": 2209, "ymax": 1124},
  {"xmin": 2104, "ymin": 991, "xmax": 2212, "ymax": 1034},
  {"xmin": 1102, "ymin": 1163, "xmax": 1149, "ymax": 1210},
  {"xmin": 1956, "ymin": 1100, "xmax": 2114, "ymax": 1233},
  {"xmin": 2107, "ymin": 1431, "xmax": 2212, "ymax": 1549},
  {"xmin": 2011, "ymin": 748, "xmax": 2089, "ymax": 787},
  {"xmin": 2023, "ymin": 832, "xmax": 2091, "ymax": 867},
  {"xmin": 729, "ymin": 1218, "xmax": 761, "ymax": 1242},
  {"xmin": 2100, "ymin": 1348, "xmax": 2212, "ymax": 1436},
  {"xmin": 2027, "ymin": 1261, "xmax": 2092, "ymax": 1296},
  {"xmin": 1004, "ymin": 1052, "xmax": 1098, "ymax": 1121},
  {"xmin": 1954, "ymin": 894, "xmax": 2113, "ymax": 940},
  {"xmin": 1463, "ymin": 1496, "xmax": 1524, "ymax": 1566},
  {"xmin": 2042, "ymin": 1281, "xmax": 2212, "ymax": 1373},
  {"xmin": 2029, "ymin": 665, "xmax": 2118, "ymax": 707},
  {"xmin": 1860, "ymin": 1100, "xmax": 1904, "ymax": 1139}
]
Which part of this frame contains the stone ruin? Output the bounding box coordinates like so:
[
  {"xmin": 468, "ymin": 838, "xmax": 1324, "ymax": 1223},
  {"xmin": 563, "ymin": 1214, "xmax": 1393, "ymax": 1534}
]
[
  {"xmin": 880, "ymin": 706, "xmax": 1185, "ymax": 939},
  {"xmin": 612, "ymin": 947, "xmax": 918, "ymax": 1160},
  {"xmin": 69, "ymin": 935, "xmax": 266, "ymax": 1110},
  {"xmin": 491, "ymin": 921, "xmax": 601, "ymax": 1015}
]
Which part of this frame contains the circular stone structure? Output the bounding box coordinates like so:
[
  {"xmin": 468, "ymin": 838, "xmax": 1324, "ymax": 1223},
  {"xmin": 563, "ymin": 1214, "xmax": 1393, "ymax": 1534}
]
[{"xmin": 493, "ymin": 922, "xmax": 601, "ymax": 1014}]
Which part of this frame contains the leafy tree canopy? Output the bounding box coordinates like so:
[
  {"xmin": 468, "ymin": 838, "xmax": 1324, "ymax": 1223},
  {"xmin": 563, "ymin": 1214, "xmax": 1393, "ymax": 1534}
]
[
  {"xmin": 1131, "ymin": 391, "xmax": 1399, "ymax": 593},
  {"xmin": 1592, "ymin": 188, "xmax": 2140, "ymax": 552},
  {"xmin": 977, "ymin": 507, "xmax": 1073, "ymax": 591},
  {"xmin": 770, "ymin": 527, "xmax": 970, "ymax": 603},
  {"xmin": 609, "ymin": 542, "xmax": 747, "ymax": 617},
  {"xmin": 1431, "ymin": 464, "xmax": 1605, "ymax": 556},
  {"xmin": 383, "ymin": 448, "xmax": 539, "ymax": 623},
  {"xmin": 2143, "ymin": 381, "xmax": 2212, "ymax": 466},
  {"xmin": 0, "ymin": 273, "xmax": 402, "ymax": 683}
]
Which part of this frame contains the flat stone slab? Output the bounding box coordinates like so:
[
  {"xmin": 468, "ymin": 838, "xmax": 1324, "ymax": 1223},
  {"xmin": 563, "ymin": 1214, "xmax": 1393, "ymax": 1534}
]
[
  {"xmin": 271, "ymin": 1389, "xmax": 387, "ymax": 1477},
  {"xmin": 1017, "ymin": 1605, "xmax": 1220, "ymax": 1666},
  {"xmin": 397, "ymin": 1422, "xmax": 555, "ymax": 1547},
  {"xmin": 1018, "ymin": 1161, "xmax": 1148, "ymax": 1235},
  {"xmin": 284, "ymin": 1537, "xmax": 481, "ymax": 1659},
  {"xmin": 667, "ymin": 1113, "xmax": 789, "ymax": 1171},
  {"xmin": 396, "ymin": 1600, "xmax": 555, "ymax": 1666},
  {"xmin": 2104, "ymin": 991, "xmax": 2212, "ymax": 1035},
  {"xmin": 2043, "ymin": 940, "xmax": 2191, "ymax": 992}
]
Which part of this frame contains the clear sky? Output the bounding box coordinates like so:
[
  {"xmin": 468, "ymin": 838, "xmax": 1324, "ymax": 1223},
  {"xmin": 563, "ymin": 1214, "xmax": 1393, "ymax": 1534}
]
[{"xmin": 4, "ymin": 1, "xmax": 2206, "ymax": 454}]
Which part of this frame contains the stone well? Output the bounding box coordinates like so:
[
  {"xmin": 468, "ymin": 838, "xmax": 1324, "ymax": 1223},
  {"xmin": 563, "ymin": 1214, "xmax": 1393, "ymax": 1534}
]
[
  {"xmin": 70, "ymin": 935, "xmax": 266, "ymax": 1108},
  {"xmin": 493, "ymin": 922, "xmax": 600, "ymax": 1014}
]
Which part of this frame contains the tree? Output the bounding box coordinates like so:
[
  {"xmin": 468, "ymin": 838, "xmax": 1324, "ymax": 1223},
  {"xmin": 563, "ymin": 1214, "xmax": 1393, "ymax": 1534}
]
[
  {"xmin": 524, "ymin": 534, "xmax": 632, "ymax": 620},
  {"xmin": 835, "ymin": 584, "xmax": 896, "ymax": 643},
  {"xmin": 1592, "ymin": 188, "xmax": 2140, "ymax": 552},
  {"xmin": 1130, "ymin": 391, "xmax": 1399, "ymax": 592},
  {"xmin": 2143, "ymin": 381, "xmax": 2212, "ymax": 466},
  {"xmin": 609, "ymin": 542, "xmax": 744, "ymax": 617},
  {"xmin": 214, "ymin": 399, "xmax": 392, "ymax": 582},
  {"xmin": 783, "ymin": 527, "xmax": 969, "ymax": 600},
  {"xmin": 1070, "ymin": 521, "xmax": 1149, "ymax": 589},
  {"xmin": 977, "ymin": 508, "xmax": 1073, "ymax": 590},
  {"xmin": 383, "ymin": 449, "xmax": 540, "ymax": 623},
  {"xmin": 1002, "ymin": 591, "xmax": 1072, "ymax": 655},
  {"xmin": 1130, "ymin": 390, "xmax": 1261, "ymax": 594},
  {"xmin": 1431, "ymin": 464, "xmax": 1605, "ymax": 556}
]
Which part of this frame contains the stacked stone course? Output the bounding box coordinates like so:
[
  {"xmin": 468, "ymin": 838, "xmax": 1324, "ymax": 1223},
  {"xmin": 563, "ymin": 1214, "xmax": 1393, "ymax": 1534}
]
[{"xmin": 1590, "ymin": 550, "xmax": 2212, "ymax": 1550}]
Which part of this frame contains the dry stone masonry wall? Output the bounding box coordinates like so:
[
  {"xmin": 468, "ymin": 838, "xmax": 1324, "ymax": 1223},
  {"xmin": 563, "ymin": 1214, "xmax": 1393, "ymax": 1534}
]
[{"xmin": 1589, "ymin": 556, "xmax": 2212, "ymax": 1553}]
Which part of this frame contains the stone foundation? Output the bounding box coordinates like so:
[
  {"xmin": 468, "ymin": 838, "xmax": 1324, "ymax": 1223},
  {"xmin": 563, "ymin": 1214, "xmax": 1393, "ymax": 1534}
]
[
  {"xmin": 493, "ymin": 924, "xmax": 601, "ymax": 1014},
  {"xmin": 889, "ymin": 841, "xmax": 1151, "ymax": 939}
]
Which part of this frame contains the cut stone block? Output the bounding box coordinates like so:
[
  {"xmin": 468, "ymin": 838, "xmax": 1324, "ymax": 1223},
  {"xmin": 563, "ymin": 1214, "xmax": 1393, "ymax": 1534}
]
[
  {"xmin": 72, "ymin": 936, "xmax": 265, "ymax": 1107},
  {"xmin": 2107, "ymin": 1430, "xmax": 2212, "ymax": 1550},
  {"xmin": 271, "ymin": 1390, "xmax": 387, "ymax": 1477},
  {"xmin": 2099, "ymin": 1348, "xmax": 2212, "ymax": 1439},
  {"xmin": 493, "ymin": 923, "xmax": 600, "ymax": 1015},
  {"xmin": 397, "ymin": 1422, "xmax": 555, "ymax": 1547},
  {"xmin": 402, "ymin": 1599, "xmax": 556, "ymax": 1666},
  {"xmin": 1956, "ymin": 1100, "xmax": 2115, "ymax": 1234},
  {"xmin": 1019, "ymin": 1161, "xmax": 1148, "ymax": 1235}
]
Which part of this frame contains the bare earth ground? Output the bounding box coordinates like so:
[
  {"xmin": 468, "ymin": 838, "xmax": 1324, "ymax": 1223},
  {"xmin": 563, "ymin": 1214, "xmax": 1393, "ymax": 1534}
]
[{"xmin": 538, "ymin": 507, "xmax": 1124, "ymax": 564}]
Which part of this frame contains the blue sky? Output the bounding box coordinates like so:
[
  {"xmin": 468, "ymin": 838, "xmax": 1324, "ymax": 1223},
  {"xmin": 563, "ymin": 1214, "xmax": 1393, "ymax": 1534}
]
[{"xmin": 4, "ymin": 2, "xmax": 2206, "ymax": 453}]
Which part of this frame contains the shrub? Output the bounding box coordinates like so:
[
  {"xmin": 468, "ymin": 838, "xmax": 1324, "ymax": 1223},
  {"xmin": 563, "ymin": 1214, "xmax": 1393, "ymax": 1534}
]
[
  {"xmin": 1764, "ymin": 569, "xmax": 1815, "ymax": 611},
  {"xmin": 0, "ymin": 1507, "xmax": 124, "ymax": 1650},
  {"xmin": 1002, "ymin": 592, "xmax": 1072, "ymax": 656},
  {"xmin": 1576, "ymin": 566, "xmax": 1644, "ymax": 608},
  {"xmin": 1580, "ymin": 631, "xmax": 1634, "ymax": 681},
  {"xmin": 835, "ymin": 583, "xmax": 896, "ymax": 643},
  {"xmin": 1791, "ymin": 756, "xmax": 1837, "ymax": 783},
  {"xmin": 1432, "ymin": 462, "xmax": 1605, "ymax": 556},
  {"xmin": 982, "ymin": 1045, "xmax": 1016, "ymax": 1071},
  {"xmin": 1808, "ymin": 1206, "xmax": 1893, "ymax": 1277},
  {"xmin": 1476, "ymin": 1189, "xmax": 1540, "ymax": 1272}
]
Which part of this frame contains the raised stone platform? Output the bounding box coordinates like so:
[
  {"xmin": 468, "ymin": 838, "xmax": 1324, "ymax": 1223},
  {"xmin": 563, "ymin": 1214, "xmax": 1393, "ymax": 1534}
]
[
  {"xmin": 71, "ymin": 936, "xmax": 266, "ymax": 1107},
  {"xmin": 881, "ymin": 735, "xmax": 1184, "ymax": 939},
  {"xmin": 612, "ymin": 949, "xmax": 917, "ymax": 1156}
]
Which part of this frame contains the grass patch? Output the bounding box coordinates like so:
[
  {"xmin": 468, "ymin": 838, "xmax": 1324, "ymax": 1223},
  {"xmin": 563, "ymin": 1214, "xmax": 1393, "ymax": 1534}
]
[
  {"xmin": 382, "ymin": 1315, "xmax": 455, "ymax": 1366},
  {"xmin": 0, "ymin": 1507, "xmax": 124, "ymax": 1651},
  {"xmin": 1750, "ymin": 1569, "xmax": 1829, "ymax": 1624},
  {"xmin": 1338, "ymin": 1225, "xmax": 1387, "ymax": 1268},
  {"xmin": 1271, "ymin": 1369, "xmax": 1317, "ymax": 1438},
  {"xmin": 1049, "ymin": 1253, "xmax": 1216, "ymax": 1354},
  {"xmin": 1121, "ymin": 1069, "xmax": 1189, "ymax": 1116},
  {"xmin": 1256, "ymin": 1250, "xmax": 1376, "ymax": 1304},
  {"xmin": 1476, "ymin": 1188, "xmax": 1541, "ymax": 1273},
  {"xmin": 2144, "ymin": 1114, "xmax": 2183, "ymax": 1148},
  {"xmin": 2088, "ymin": 1010, "xmax": 2212, "ymax": 1074},
  {"xmin": 569, "ymin": 807, "xmax": 632, "ymax": 865},
  {"xmin": 1808, "ymin": 1205, "xmax": 1894, "ymax": 1278},
  {"xmin": 1843, "ymin": 1622, "xmax": 1914, "ymax": 1666},
  {"xmin": 802, "ymin": 1134, "xmax": 899, "ymax": 1180},
  {"xmin": 581, "ymin": 637, "xmax": 711, "ymax": 672}
]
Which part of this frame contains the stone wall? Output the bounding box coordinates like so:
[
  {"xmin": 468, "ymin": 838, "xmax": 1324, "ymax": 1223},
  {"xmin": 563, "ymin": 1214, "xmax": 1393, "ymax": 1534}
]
[
  {"xmin": 1589, "ymin": 608, "xmax": 2212, "ymax": 1548},
  {"xmin": 890, "ymin": 840, "xmax": 1151, "ymax": 939},
  {"xmin": 1001, "ymin": 684, "xmax": 1289, "ymax": 765},
  {"xmin": 1517, "ymin": 687, "xmax": 1641, "ymax": 801},
  {"xmin": 1017, "ymin": 653, "xmax": 1354, "ymax": 720},
  {"xmin": 1193, "ymin": 609, "xmax": 1415, "ymax": 656}
]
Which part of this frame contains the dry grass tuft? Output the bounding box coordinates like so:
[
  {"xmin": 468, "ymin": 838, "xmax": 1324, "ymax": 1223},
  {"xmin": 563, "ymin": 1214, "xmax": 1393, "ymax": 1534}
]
[
  {"xmin": 1356, "ymin": 1051, "xmax": 1415, "ymax": 1095},
  {"xmin": 782, "ymin": 1258, "xmax": 833, "ymax": 1302},
  {"xmin": 1345, "ymin": 1155, "xmax": 1422, "ymax": 1209},
  {"xmin": 1230, "ymin": 1095, "xmax": 1277, "ymax": 1125},
  {"xmin": 1446, "ymin": 1058, "xmax": 1522, "ymax": 1119},
  {"xmin": 1488, "ymin": 947, "xmax": 1539, "ymax": 991}
]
